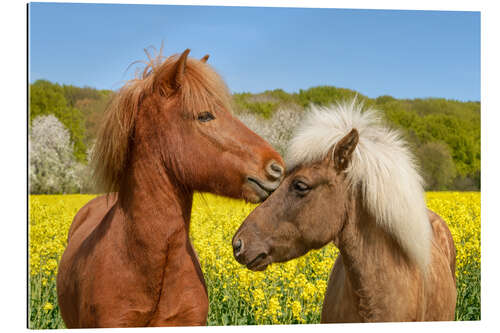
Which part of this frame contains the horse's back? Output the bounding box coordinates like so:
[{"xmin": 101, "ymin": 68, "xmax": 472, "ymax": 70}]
[
  {"xmin": 425, "ymin": 209, "xmax": 457, "ymax": 320},
  {"xmin": 57, "ymin": 194, "xmax": 118, "ymax": 327},
  {"xmin": 428, "ymin": 209, "xmax": 456, "ymax": 284},
  {"xmin": 67, "ymin": 194, "xmax": 117, "ymax": 242}
]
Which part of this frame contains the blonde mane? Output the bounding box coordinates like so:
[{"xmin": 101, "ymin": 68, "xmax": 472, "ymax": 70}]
[
  {"xmin": 91, "ymin": 48, "xmax": 232, "ymax": 193},
  {"xmin": 286, "ymin": 100, "xmax": 431, "ymax": 272}
]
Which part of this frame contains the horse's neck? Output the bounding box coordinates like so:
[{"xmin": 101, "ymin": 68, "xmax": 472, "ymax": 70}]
[
  {"xmin": 118, "ymin": 155, "xmax": 194, "ymax": 264},
  {"xmin": 337, "ymin": 201, "xmax": 416, "ymax": 321}
]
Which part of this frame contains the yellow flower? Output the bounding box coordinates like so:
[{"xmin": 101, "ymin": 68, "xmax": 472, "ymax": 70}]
[
  {"xmin": 29, "ymin": 192, "xmax": 480, "ymax": 325},
  {"xmin": 43, "ymin": 302, "xmax": 53, "ymax": 311},
  {"xmin": 292, "ymin": 300, "xmax": 302, "ymax": 321},
  {"xmin": 266, "ymin": 295, "xmax": 281, "ymax": 322}
]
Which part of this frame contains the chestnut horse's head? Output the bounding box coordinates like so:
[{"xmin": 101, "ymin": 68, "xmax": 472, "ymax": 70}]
[
  {"xmin": 92, "ymin": 48, "xmax": 284, "ymax": 203},
  {"xmin": 233, "ymin": 102, "xmax": 431, "ymax": 272}
]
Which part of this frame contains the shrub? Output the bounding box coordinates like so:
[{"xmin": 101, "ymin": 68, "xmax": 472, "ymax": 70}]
[
  {"xmin": 416, "ymin": 141, "xmax": 457, "ymax": 190},
  {"xmin": 237, "ymin": 105, "xmax": 304, "ymax": 156},
  {"xmin": 29, "ymin": 115, "xmax": 83, "ymax": 194}
]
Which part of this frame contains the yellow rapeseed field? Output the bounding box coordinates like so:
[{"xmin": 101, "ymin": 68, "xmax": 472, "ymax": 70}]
[{"xmin": 28, "ymin": 192, "xmax": 480, "ymax": 328}]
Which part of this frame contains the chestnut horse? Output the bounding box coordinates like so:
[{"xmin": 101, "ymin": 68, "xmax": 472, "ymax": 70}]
[
  {"xmin": 233, "ymin": 101, "xmax": 456, "ymax": 322},
  {"xmin": 56, "ymin": 49, "xmax": 284, "ymax": 328}
]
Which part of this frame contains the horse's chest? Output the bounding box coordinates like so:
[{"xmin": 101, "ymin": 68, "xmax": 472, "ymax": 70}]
[
  {"xmin": 322, "ymin": 257, "xmax": 423, "ymax": 323},
  {"xmin": 149, "ymin": 244, "xmax": 209, "ymax": 326},
  {"xmin": 75, "ymin": 240, "xmax": 208, "ymax": 326}
]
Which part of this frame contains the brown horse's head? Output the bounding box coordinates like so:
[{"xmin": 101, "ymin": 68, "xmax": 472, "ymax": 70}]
[
  {"xmin": 232, "ymin": 129, "xmax": 358, "ymax": 271},
  {"xmin": 92, "ymin": 48, "xmax": 284, "ymax": 203}
]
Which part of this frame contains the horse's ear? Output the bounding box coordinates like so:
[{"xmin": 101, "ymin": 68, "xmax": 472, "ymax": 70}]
[
  {"xmin": 332, "ymin": 129, "xmax": 359, "ymax": 171},
  {"xmin": 200, "ymin": 54, "xmax": 209, "ymax": 63},
  {"xmin": 171, "ymin": 48, "xmax": 190, "ymax": 88},
  {"xmin": 154, "ymin": 48, "xmax": 190, "ymax": 93}
]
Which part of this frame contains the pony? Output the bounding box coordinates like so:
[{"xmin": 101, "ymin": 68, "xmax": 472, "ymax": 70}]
[
  {"xmin": 56, "ymin": 48, "xmax": 284, "ymax": 328},
  {"xmin": 232, "ymin": 100, "xmax": 456, "ymax": 322}
]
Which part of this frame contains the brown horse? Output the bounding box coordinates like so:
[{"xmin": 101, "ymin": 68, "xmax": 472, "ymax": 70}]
[
  {"xmin": 56, "ymin": 48, "xmax": 284, "ymax": 328},
  {"xmin": 233, "ymin": 101, "xmax": 456, "ymax": 322}
]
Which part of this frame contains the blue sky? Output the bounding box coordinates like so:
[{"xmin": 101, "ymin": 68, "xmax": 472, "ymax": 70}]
[{"xmin": 29, "ymin": 3, "xmax": 480, "ymax": 101}]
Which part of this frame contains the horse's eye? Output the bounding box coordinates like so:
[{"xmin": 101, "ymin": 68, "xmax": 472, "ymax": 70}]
[
  {"xmin": 197, "ymin": 111, "xmax": 215, "ymax": 122},
  {"xmin": 292, "ymin": 180, "xmax": 310, "ymax": 195}
]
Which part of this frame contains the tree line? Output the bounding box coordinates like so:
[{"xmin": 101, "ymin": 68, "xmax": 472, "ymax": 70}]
[
  {"xmin": 233, "ymin": 87, "xmax": 480, "ymax": 191},
  {"xmin": 29, "ymin": 80, "xmax": 480, "ymax": 193}
]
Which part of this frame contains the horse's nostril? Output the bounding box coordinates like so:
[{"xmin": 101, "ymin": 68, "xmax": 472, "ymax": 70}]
[
  {"xmin": 266, "ymin": 160, "xmax": 284, "ymax": 180},
  {"xmin": 234, "ymin": 239, "xmax": 242, "ymax": 254},
  {"xmin": 271, "ymin": 163, "xmax": 283, "ymax": 173}
]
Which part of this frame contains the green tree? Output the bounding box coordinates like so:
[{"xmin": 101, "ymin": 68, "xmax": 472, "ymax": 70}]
[
  {"xmin": 416, "ymin": 142, "xmax": 457, "ymax": 190},
  {"xmin": 30, "ymin": 80, "xmax": 87, "ymax": 162}
]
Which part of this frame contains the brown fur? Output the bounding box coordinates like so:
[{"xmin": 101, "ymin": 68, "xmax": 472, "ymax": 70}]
[
  {"xmin": 57, "ymin": 49, "xmax": 284, "ymax": 328},
  {"xmin": 233, "ymin": 130, "xmax": 456, "ymax": 322}
]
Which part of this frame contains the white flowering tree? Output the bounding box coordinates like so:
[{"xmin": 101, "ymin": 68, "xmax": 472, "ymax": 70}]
[
  {"xmin": 237, "ymin": 105, "xmax": 304, "ymax": 156},
  {"xmin": 29, "ymin": 115, "xmax": 83, "ymax": 194}
]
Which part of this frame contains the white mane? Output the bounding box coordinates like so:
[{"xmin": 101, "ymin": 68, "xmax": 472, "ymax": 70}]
[{"xmin": 286, "ymin": 100, "xmax": 431, "ymax": 272}]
